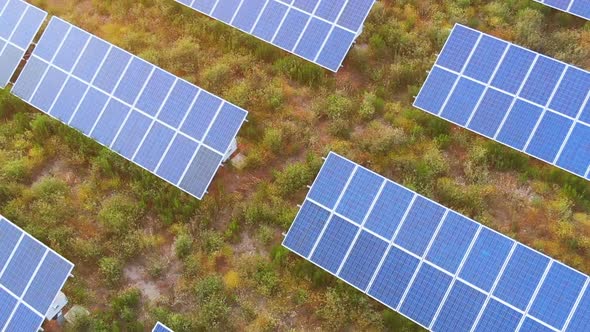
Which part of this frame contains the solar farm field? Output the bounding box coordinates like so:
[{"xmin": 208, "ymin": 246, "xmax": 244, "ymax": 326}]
[{"xmin": 0, "ymin": 0, "xmax": 590, "ymax": 331}]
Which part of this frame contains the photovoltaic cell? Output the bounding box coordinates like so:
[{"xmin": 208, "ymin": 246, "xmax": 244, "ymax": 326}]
[
  {"xmin": 493, "ymin": 245, "xmax": 549, "ymax": 310},
  {"xmin": 283, "ymin": 152, "xmax": 590, "ymax": 331},
  {"xmin": 12, "ymin": 17, "xmax": 247, "ymax": 200},
  {"xmin": 474, "ymin": 299, "xmax": 522, "ymax": 332},
  {"xmin": 174, "ymin": 0, "xmax": 376, "ymax": 72},
  {"xmin": 432, "ymin": 281, "xmax": 486, "ymax": 332},
  {"xmin": 535, "ymin": 0, "xmax": 590, "ymax": 21},
  {"xmin": 415, "ymin": 24, "xmax": 590, "ymax": 181},
  {"xmin": 0, "ymin": 216, "xmax": 73, "ymax": 332},
  {"xmin": 0, "ymin": 0, "xmax": 47, "ymax": 88}
]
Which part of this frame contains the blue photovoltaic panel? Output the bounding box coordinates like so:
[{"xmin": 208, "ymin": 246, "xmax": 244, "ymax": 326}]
[
  {"xmin": 310, "ymin": 215, "xmax": 358, "ymax": 274},
  {"xmin": 432, "ymin": 281, "xmax": 487, "ymax": 332},
  {"xmin": 283, "ymin": 152, "xmax": 590, "ymax": 331},
  {"xmin": 399, "ymin": 263, "xmax": 452, "ymax": 327},
  {"xmin": 493, "ymin": 245, "xmax": 549, "ymax": 310},
  {"xmin": 335, "ymin": 167, "xmax": 383, "ymax": 224},
  {"xmin": 0, "ymin": 216, "xmax": 73, "ymax": 332},
  {"xmin": 394, "ymin": 196, "xmax": 445, "ymax": 257},
  {"xmin": 535, "ymin": 0, "xmax": 590, "ymax": 21},
  {"xmin": 0, "ymin": 0, "xmax": 47, "ymax": 87},
  {"xmin": 474, "ymin": 299, "xmax": 522, "ymax": 332},
  {"xmin": 307, "ymin": 152, "xmax": 355, "ymax": 209},
  {"xmin": 12, "ymin": 17, "xmax": 247, "ymax": 200},
  {"xmin": 368, "ymin": 246, "xmax": 419, "ymax": 309},
  {"xmin": 530, "ymin": 262, "xmax": 586, "ymax": 329},
  {"xmin": 426, "ymin": 211, "xmax": 479, "ymax": 274},
  {"xmin": 338, "ymin": 231, "xmax": 387, "ymax": 290},
  {"xmin": 567, "ymin": 284, "xmax": 590, "ymax": 331},
  {"xmin": 415, "ymin": 23, "xmax": 590, "ymax": 181},
  {"xmin": 153, "ymin": 321, "xmax": 174, "ymax": 332},
  {"xmin": 282, "ymin": 200, "xmax": 331, "ymax": 258},
  {"xmin": 174, "ymin": 0, "xmax": 376, "ymax": 72},
  {"xmin": 459, "ymin": 228, "xmax": 514, "ymax": 292},
  {"xmin": 363, "ymin": 181, "xmax": 414, "ymax": 240}
]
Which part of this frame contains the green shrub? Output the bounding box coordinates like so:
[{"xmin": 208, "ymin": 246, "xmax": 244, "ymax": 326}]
[{"xmin": 99, "ymin": 257, "xmax": 123, "ymax": 287}]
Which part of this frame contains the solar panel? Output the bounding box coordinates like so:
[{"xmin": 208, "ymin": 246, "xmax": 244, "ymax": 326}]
[
  {"xmin": 11, "ymin": 17, "xmax": 248, "ymax": 200},
  {"xmin": 282, "ymin": 152, "xmax": 590, "ymax": 331},
  {"xmin": 414, "ymin": 24, "xmax": 590, "ymax": 182},
  {"xmin": 0, "ymin": 215, "xmax": 74, "ymax": 332},
  {"xmin": 535, "ymin": 0, "xmax": 590, "ymax": 21},
  {"xmin": 174, "ymin": 0, "xmax": 376, "ymax": 72},
  {"xmin": 0, "ymin": 0, "xmax": 46, "ymax": 88},
  {"xmin": 153, "ymin": 321, "xmax": 174, "ymax": 332}
]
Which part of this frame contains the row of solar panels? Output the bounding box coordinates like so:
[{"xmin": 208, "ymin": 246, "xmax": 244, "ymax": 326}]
[
  {"xmin": 0, "ymin": 216, "xmax": 74, "ymax": 332},
  {"xmin": 284, "ymin": 153, "xmax": 590, "ymax": 332},
  {"xmin": 535, "ymin": 0, "xmax": 590, "ymax": 20},
  {"xmin": 0, "ymin": 0, "xmax": 248, "ymax": 201},
  {"xmin": 415, "ymin": 24, "xmax": 590, "ymax": 181},
  {"xmin": 175, "ymin": 0, "xmax": 376, "ymax": 71}
]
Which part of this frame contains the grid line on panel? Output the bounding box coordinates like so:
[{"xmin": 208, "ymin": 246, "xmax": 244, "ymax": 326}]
[
  {"xmin": 66, "ymin": 45, "xmax": 114, "ymax": 124},
  {"xmin": 365, "ymin": 193, "xmax": 417, "ymax": 292},
  {"xmin": 18, "ymin": 249, "xmax": 49, "ymax": 313},
  {"xmin": 228, "ymin": 0, "xmax": 245, "ymax": 25},
  {"xmin": 515, "ymin": 261, "xmax": 554, "ymax": 331},
  {"xmin": 248, "ymin": 0, "xmax": 271, "ymax": 34},
  {"xmin": 432, "ymin": 64, "xmax": 580, "ymax": 124},
  {"xmin": 153, "ymin": 89, "xmax": 202, "ymax": 174},
  {"xmin": 535, "ymin": 0, "xmax": 590, "ymax": 21},
  {"xmin": 87, "ymin": 55, "xmax": 134, "ymax": 137},
  {"xmin": 305, "ymin": 197, "xmax": 397, "ymax": 248},
  {"xmin": 553, "ymin": 90, "xmax": 590, "ymax": 164},
  {"xmin": 130, "ymin": 77, "xmax": 178, "ymax": 160},
  {"xmin": 335, "ymin": 179, "xmax": 386, "ymax": 276},
  {"xmin": 307, "ymin": 165, "xmax": 358, "ymax": 260},
  {"xmin": 0, "ymin": 234, "xmax": 24, "ymax": 280},
  {"xmin": 464, "ymin": 41, "xmax": 511, "ymax": 128},
  {"xmin": 563, "ymin": 278, "xmax": 590, "ymax": 331},
  {"xmin": 312, "ymin": 0, "xmax": 354, "ymax": 68},
  {"xmin": 28, "ymin": 25, "xmax": 73, "ymax": 104},
  {"xmin": 522, "ymin": 66, "xmax": 568, "ymax": 151},
  {"xmin": 46, "ymin": 33, "xmax": 92, "ymax": 118},
  {"xmin": 430, "ymin": 225, "xmax": 483, "ymax": 330},
  {"xmin": 492, "ymin": 54, "xmax": 539, "ymax": 140},
  {"xmin": 436, "ymin": 33, "xmax": 484, "ymax": 117},
  {"xmin": 208, "ymin": 0, "xmax": 221, "ymax": 15},
  {"xmin": 276, "ymin": 0, "xmax": 357, "ymax": 34},
  {"xmin": 269, "ymin": 5, "xmax": 292, "ymax": 44},
  {"xmin": 175, "ymin": 100, "xmax": 225, "ymax": 193},
  {"xmin": 291, "ymin": 0, "xmax": 324, "ymax": 53},
  {"xmin": 469, "ymin": 240, "xmax": 518, "ymax": 332},
  {"xmin": 0, "ymin": 2, "xmax": 26, "ymax": 85},
  {"xmin": 109, "ymin": 66, "xmax": 156, "ymax": 149},
  {"xmin": 396, "ymin": 209, "xmax": 450, "ymax": 316}
]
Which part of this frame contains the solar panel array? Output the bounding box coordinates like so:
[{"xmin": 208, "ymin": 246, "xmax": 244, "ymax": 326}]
[
  {"xmin": 0, "ymin": 215, "xmax": 74, "ymax": 332},
  {"xmin": 535, "ymin": 0, "xmax": 590, "ymax": 20},
  {"xmin": 0, "ymin": 0, "xmax": 46, "ymax": 88},
  {"xmin": 153, "ymin": 321, "xmax": 174, "ymax": 332},
  {"xmin": 11, "ymin": 17, "xmax": 248, "ymax": 200},
  {"xmin": 283, "ymin": 152, "xmax": 590, "ymax": 332},
  {"xmin": 174, "ymin": 0, "xmax": 375, "ymax": 72},
  {"xmin": 414, "ymin": 24, "xmax": 590, "ymax": 181}
]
